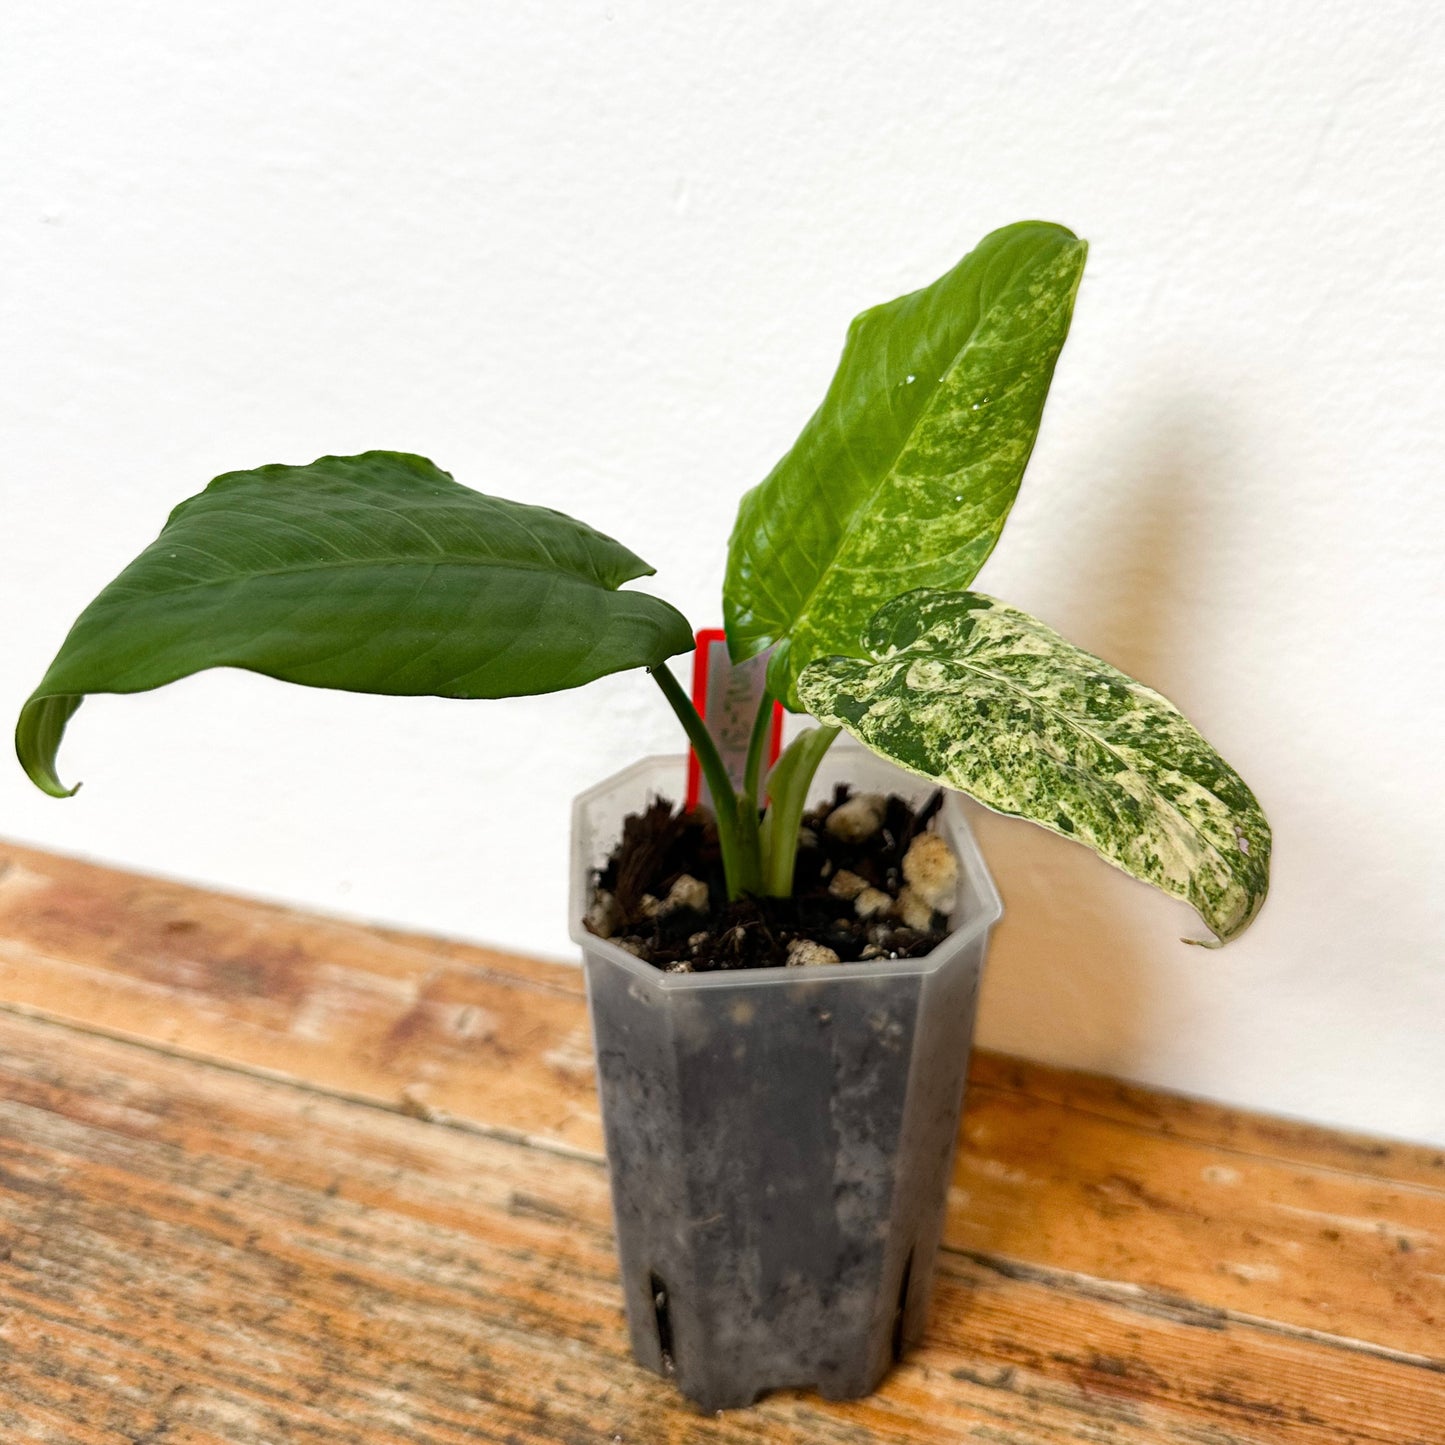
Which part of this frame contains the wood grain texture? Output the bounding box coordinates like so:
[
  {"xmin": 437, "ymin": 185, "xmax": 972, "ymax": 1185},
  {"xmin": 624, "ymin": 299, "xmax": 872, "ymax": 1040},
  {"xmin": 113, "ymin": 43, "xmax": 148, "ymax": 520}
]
[
  {"xmin": 0, "ymin": 841, "xmax": 601, "ymax": 1149},
  {"xmin": 969, "ymin": 1052, "xmax": 1445, "ymax": 1190},
  {"xmin": 0, "ymin": 838, "xmax": 1443, "ymax": 1441},
  {"xmin": 2, "ymin": 1009, "xmax": 1441, "ymax": 1445}
]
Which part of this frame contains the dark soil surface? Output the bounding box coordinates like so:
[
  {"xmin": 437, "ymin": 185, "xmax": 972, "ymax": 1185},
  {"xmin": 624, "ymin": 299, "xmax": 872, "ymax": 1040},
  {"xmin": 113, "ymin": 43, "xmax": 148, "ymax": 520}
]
[{"xmin": 584, "ymin": 785, "xmax": 951, "ymax": 972}]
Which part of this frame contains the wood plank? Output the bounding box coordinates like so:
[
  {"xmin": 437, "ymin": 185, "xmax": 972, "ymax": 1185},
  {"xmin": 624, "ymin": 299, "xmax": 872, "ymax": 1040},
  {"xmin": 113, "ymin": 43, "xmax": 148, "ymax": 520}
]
[
  {"xmin": 952, "ymin": 1085, "xmax": 1445, "ymax": 1360},
  {"xmin": 2, "ymin": 840, "xmax": 1443, "ymax": 1364},
  {"xmin": 1, "ymin": 1009, "xmax": 1441, "ymax": 1444},
  {"xmin": 970, "ymin": 1052, "xmax": 1445, "ymax": 1191},
  {"xmin": 0, "ymin": 840, "xmax": 602, "ymax": 1150}
]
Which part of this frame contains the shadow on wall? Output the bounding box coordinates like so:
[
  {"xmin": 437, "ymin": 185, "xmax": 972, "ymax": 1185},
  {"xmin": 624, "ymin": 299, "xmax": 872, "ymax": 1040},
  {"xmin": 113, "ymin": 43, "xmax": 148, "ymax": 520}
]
[{"xmin": 972, "ymin": 399, "xmax": 1227, "ymax": 1082}]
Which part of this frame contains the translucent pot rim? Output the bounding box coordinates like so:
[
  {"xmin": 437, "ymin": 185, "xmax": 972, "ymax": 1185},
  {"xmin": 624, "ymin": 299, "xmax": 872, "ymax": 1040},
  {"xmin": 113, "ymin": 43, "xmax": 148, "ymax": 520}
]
[{"xmin": 569, "ymin": 750, "xmax": 1002, "ymax": 993}]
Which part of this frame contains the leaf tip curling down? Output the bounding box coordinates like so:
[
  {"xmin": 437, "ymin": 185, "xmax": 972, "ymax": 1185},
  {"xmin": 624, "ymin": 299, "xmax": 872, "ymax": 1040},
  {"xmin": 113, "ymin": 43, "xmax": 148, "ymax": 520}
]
[{"xmin": 15, "ymin": 693, "xmax": 85, "ymax": 799}]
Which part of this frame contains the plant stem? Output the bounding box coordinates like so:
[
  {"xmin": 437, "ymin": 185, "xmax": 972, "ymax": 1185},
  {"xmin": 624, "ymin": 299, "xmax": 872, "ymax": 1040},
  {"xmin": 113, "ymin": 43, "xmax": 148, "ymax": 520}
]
[
  {"xmin": 650, "ymin": 664, "xmax": 760, "ymax": 899},
  {"xmin": 728, "ymin": 688, "xmax": 776, "ymax": 896},
  {"xmin": 734, "ymin": 786, "xmax": 763, "ymax": 898},
  {"xmin": 742, "ymin": 687, "xmax": 776, "ymax": 805},
  {"xmin": 760, "ymin": 725, "xmax": 840, "ymax": 896}
]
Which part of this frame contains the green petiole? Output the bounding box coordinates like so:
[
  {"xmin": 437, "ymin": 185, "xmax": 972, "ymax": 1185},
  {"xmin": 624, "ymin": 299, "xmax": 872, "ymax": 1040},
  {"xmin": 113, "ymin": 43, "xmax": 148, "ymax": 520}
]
[
  {"xmin": 650, "ymin": 663, "xmax": 762, "ymax": 899},
  {"xmin": 759, "ymin": 724, "xmax": 840, "ymax": 897},
  {"xmin": 742, "ymin": 687, "xmax": 776, "ymax": 806},
  {"xmin": 651, "ymin": 669, "xmax": 838, "ymax": 902}
]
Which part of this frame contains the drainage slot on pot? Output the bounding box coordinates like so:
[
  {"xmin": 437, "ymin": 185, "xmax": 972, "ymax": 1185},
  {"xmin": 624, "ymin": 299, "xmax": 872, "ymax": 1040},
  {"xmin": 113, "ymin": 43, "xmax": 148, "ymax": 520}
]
[
  {"xmin": 649, "ymin": 1271, "xmax": 675, "ymax": 1375},
  {"xmin": 891, "ymin": 1248, "xmax": 916, "ymax": 1362}
]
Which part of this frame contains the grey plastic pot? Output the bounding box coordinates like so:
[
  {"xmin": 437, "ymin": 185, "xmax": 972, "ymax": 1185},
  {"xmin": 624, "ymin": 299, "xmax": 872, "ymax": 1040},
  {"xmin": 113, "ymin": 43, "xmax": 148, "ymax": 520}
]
[{"xmin": 569, "ymin": 747, "xmax": 1001, "ymax": 1413}]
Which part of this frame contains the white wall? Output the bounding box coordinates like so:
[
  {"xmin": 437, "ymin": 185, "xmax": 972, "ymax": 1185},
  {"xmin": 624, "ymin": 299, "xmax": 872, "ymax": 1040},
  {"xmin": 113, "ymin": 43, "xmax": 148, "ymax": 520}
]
[{"xmin": 4, "ymin": 2, "xmax": 1443, "ymax": 1142}]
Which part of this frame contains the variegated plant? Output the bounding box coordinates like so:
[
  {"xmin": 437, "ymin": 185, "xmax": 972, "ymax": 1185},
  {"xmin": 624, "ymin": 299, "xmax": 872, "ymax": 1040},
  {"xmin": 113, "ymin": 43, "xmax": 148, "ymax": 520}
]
[{"xmin": 16, "ymin": 220, "xmax": 1270, "ymax": 944}]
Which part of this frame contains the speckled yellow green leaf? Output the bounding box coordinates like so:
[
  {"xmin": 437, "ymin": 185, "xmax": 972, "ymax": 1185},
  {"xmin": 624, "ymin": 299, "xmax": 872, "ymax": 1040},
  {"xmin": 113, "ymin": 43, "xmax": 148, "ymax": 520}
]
[{"xmin": 724, "ymin": 221, "xmax": 1087, "ymax": 708}]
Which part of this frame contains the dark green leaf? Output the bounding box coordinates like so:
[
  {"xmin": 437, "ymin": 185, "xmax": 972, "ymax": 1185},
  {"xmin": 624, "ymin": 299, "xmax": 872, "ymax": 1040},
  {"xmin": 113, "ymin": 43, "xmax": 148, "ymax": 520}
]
[
  {"xmin": 18, "ymin": 451, "xmax": 693, "ymax": 796},
  {"xmin": 797, "ymin": 589, "xmax": 1271, "ymax": 944},
  {"xmin": 725, "ymin": 220, "xmax": 1087, "ymax": 708}
]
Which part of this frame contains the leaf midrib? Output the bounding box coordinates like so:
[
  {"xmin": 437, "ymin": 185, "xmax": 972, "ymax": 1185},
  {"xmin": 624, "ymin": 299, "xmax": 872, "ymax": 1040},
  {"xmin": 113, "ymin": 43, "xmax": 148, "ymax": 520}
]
[
  {"xmin": 101, "ymin": 553, "xmax": 642, "ymax": 603},
  {"xmin": 777, "ymin": 320, "xmax": 990, "ymax": 646},
  {"xmin": 780, "ymin": 255, "xmax": 1071, "ymax": 656}
]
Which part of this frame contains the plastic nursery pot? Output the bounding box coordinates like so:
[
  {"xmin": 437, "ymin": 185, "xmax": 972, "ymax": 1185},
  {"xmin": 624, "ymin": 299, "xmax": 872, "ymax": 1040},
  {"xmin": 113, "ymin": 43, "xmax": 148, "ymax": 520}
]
[{"xmin": 569, "ymin": 746, "xmax": 1002, "ymax": 1413}]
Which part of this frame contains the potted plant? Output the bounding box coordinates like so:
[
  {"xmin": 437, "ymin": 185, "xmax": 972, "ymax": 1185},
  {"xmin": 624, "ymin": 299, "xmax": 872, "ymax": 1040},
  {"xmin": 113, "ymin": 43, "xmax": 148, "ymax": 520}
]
[{"xmin": 16, "ymin": 220, "xmax": 1270, "ymax": 1412}]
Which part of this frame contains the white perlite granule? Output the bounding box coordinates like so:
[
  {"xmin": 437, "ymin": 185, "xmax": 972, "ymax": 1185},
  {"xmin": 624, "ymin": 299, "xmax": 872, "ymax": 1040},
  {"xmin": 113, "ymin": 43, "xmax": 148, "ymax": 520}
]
[{"xmin": 786, "ymin": 938, "xmax": 841, "ymax": 967}]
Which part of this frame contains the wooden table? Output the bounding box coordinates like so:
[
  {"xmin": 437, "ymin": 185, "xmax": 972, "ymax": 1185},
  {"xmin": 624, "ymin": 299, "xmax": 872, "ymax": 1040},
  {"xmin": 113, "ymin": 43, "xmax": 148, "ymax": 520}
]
[{"xmin": 0, "ymin": 840, "xmax": 1440, "ymax": 1443}]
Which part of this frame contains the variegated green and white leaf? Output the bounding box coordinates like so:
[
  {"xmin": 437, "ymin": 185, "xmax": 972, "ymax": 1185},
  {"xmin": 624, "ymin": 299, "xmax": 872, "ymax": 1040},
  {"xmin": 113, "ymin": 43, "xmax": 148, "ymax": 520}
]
[
  {"xmin": 724, "ymin": 220, "xmax": 1087, "ymax": 709},
  {"xmin": 797, "ymin": 589, "xmax": 1270, "ymax": 944}
]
